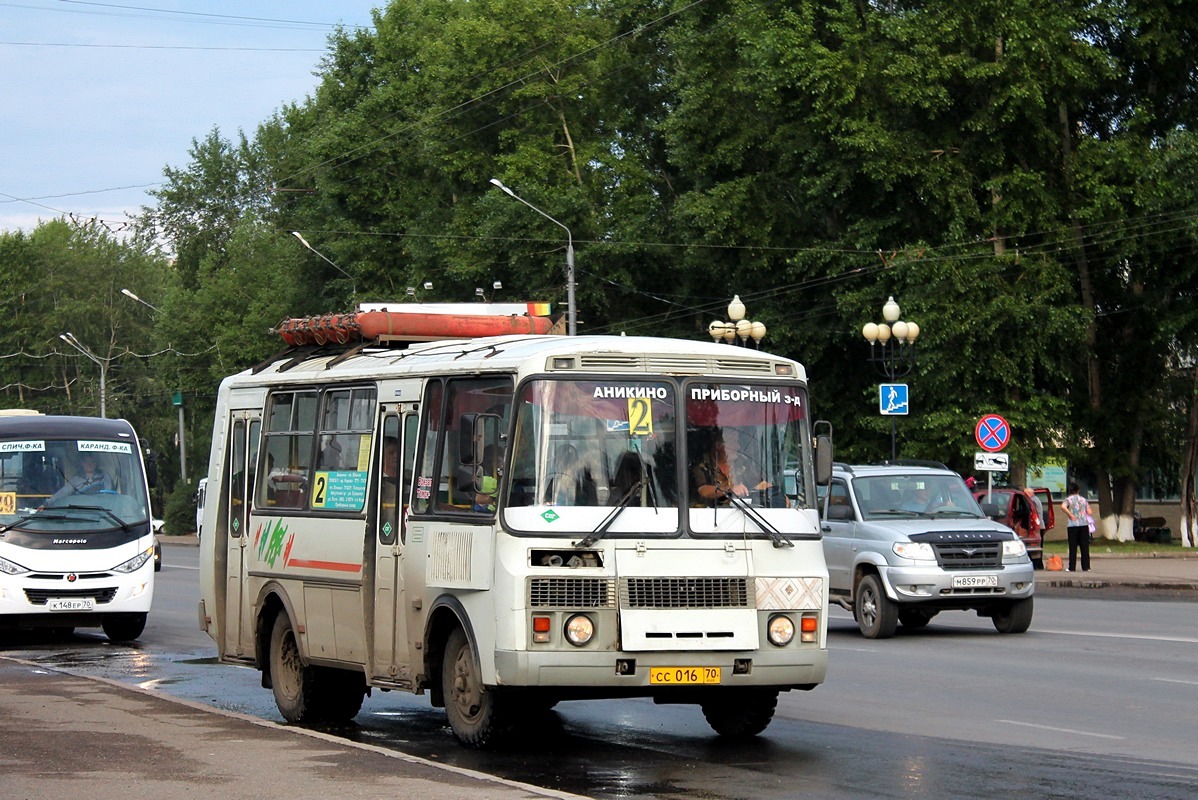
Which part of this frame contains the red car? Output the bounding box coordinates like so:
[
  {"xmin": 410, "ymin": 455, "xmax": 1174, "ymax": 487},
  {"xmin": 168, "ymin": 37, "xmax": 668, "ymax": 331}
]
[{"xmin": 974, "ymin": 486, "xmax": 1052, "ymax": 569}]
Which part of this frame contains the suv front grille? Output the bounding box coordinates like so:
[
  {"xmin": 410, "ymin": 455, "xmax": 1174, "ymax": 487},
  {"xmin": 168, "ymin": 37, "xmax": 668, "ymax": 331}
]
[{"xmin": 932, "ymin": 541, "xmax": 1002, "ymax": 569}]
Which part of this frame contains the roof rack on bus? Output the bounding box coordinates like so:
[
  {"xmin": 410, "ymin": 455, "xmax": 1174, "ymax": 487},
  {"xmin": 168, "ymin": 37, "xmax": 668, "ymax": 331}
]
[{"xmin": 270, "ymin": 303, "xmax": 562, "ymax": 349}]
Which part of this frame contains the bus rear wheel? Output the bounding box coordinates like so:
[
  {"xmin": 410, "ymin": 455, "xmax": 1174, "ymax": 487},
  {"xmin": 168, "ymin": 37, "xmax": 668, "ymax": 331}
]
[
  {"xmin": 102, "ymin": 613, "xmax": 146, "ymax": 643},
  {"xmin": 442, "ymin": 627, "xmax": 509, "ymax": 747},
  {"xmin": 700, "ymin": 689, "xmax": 779, "ymax": 738}
]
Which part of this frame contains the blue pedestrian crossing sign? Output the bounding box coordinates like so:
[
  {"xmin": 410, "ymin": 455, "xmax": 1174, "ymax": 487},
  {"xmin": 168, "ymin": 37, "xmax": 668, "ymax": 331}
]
[{"xmin": 879, "ymin": 384, "xmax": 909, "ymax": 416}]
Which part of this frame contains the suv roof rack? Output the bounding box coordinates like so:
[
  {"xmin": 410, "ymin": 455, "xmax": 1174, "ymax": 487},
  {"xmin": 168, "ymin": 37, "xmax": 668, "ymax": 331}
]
[{"xmin": 878, "ymin": 459, "xmax": 951, "ymax": 470}]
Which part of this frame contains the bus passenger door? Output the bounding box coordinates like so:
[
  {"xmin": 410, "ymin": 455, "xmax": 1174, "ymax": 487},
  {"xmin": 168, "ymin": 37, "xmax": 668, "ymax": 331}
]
[
  {"xmin": 372, "ymin": 408, "xmax": 417, "ymax": 684},
  {"xmin": 223, "ymin": 415, "xmax": 260, "ymax": 658}
]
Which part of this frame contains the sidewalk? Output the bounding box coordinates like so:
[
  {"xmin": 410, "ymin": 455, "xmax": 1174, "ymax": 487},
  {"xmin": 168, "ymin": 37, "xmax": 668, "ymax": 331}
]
[
  {"xmin": 0, "ymin": 657, "xmax": 580, "ymax": 800},
  {"xmin": 1037, "ymin": 549, "xmax": 1198, "ymax": 592}
]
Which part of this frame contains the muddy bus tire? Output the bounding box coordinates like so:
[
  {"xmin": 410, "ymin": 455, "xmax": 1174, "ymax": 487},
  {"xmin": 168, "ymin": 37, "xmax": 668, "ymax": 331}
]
[
  {"xmin": 270, "ymin": 612, "xmax": 321, "ymax": 722},
  {"xmin": 701, "ymin": 689, "xmax": 779, "ymax": 738},
  {"xmin": 102, "ymin": 613, "xmax": 146, "ymax": 643},
  {"xmin": 442, "ymin": 627, "xmax": 509, "ymax": 747}
]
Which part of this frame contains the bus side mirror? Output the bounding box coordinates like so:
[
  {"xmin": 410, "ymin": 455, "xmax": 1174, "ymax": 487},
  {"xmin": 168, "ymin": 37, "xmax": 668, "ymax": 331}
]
[
  {"xmin": 144, "ymin": 453, "xmax": 158, "ymax": 489},
  {"xmin": 815, "ymin": 434, "xmax": 833, "ymax": 486}
]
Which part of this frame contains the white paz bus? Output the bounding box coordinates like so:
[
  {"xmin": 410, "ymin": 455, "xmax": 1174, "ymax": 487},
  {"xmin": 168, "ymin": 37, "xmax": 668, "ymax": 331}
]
[
  {"xmin": 198, "ymin": 307, "xmax": 832, "ymax": 746},
  {"xmin": 0, "ymin": 413, "xmax": 157, "ymax": 642}
]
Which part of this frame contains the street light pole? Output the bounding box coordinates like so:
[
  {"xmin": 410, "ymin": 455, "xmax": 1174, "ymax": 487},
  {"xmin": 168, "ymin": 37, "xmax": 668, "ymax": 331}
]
[
  {"xmin": 291, "ymin": 231, "xmax": 357, "ymax": 303},
  {"xmin": 59, "ymin": 333, "xmax": 107, "ymax": 418},
  {"xmin": 862, "ymin": 296, "xmax": 921, "ymax": 460},
  {"xmin": 121, "ymin": 288, "xmax": 186, "ymax": 482},
  {"xmin": 120, "ymin": 288, "xmax": 160, "ymax": 313},
  {"xmin": 489, "ymin": 178, "xmax": 576, "ymax": 335}
]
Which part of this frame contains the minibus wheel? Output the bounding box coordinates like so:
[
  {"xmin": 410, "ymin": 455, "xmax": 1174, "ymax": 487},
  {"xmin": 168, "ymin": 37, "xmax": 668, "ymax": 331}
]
[
  {"xmin": 270, "ymin": 613, "xmax": 317, "ymax": 722},
  {"xmin": 102, "ymin": 613, "xmax": 146, "ymax": 643},
  {"xmin": 442, "ymin": 627, "xmax": 510, "ymax": 747}
]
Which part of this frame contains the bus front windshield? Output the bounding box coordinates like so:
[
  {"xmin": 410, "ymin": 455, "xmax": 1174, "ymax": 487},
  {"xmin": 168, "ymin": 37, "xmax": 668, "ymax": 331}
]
[
  {"xmin": 0, "ymin": 439, "xmax": 150, "ymax": 533},
  {"xmin": 504, "ymin": 377, "xmax": 816, "ymax": 532}
]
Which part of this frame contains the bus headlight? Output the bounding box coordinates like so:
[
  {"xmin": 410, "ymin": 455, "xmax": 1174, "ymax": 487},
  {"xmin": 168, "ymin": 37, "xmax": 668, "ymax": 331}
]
[
  {"xmin": 0, "ymin": 556, "xmax": 29, "ymax": 575},
  {"xmin": 767, "ymin": 614, "xmax": 795, "ymax": 646},
  {"xmin": 564, "ymin": 614, "xmax": 594, "ymax": 646},
  {"xmin": 113, "ymin": 546, "xmax": 154, "ymax": 574}
]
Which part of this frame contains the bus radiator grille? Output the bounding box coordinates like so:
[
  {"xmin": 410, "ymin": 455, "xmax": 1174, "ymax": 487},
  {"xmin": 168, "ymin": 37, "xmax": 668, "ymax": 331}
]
[
  {"xmin": 620, "ymin": 577, "xmax": 753, "ymax": 609},
  {"xmin": 528, "ymin": 577, "xmax": 617, "ymax": 609}
]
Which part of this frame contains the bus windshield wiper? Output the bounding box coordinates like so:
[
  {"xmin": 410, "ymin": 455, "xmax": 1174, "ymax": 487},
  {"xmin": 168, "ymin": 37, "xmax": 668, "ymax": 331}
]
[
  {"xmin": 58, "ymin": 504, "xmax": 133, "ymax": 531},
  {"xmin": 574, "ymin": 480, "xmax": 643, "ymax": 549},
  {"xmin": 0, "ymin": 510, "xmax": 65, "ymax": 533},
  {"xmin": 721, "ymin": 490, "xmax": 794, "ymax": 549}
]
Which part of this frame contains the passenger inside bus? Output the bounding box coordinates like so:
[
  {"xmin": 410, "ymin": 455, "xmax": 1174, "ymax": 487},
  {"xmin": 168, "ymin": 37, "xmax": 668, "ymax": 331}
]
[
  {"xmin": 380, "ymin": 436, "xmax": 400, "ymax": 507},
  {"xmin": 690, "ymin": 430, "xmax": 782, "ymax": 507},
  {"xmin": 546, "ymin": 443, "xmax": 597, "ymax": 506},
  {"xmin": 42, "ymin": 452, "xmax": 114, "ymax": 508},
  {"xmin": 472, "ymin": 475, "xmax": 497, "ymax": 513}
]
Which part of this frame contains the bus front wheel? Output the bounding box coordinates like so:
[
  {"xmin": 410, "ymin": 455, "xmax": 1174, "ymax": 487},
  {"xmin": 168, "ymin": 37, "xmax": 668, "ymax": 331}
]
[
  {"xmin": 701, "ymin": 689, "xmax": 779, "ymax": 738},
  {"xmin": 102, "ymin": 613, "xmax": 146, "ymax": 643},
  {"xmin": 442, "ymin": 627, "xmax": 509, "ymax": 747}
]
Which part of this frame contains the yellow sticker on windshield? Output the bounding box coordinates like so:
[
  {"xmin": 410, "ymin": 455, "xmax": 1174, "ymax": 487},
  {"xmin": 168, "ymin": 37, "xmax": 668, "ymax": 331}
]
[
  {"xmin": 627, "ymin": 396, "xmax": 653, "ymax": 436},
  {"xmin": 0, "ymin": 492, "xmax": 14, "ymax": 515}
]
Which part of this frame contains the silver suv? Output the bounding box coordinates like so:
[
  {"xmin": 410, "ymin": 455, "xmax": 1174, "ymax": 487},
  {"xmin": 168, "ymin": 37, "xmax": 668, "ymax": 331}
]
[{"xmin": 822, "ymin": 462, "xmax": 1034, "ymax": 638}]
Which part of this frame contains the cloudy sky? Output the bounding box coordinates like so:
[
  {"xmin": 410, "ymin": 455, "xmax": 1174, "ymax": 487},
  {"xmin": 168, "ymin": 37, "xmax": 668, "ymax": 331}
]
[{"xmin": 1, "ymin": 1, "xmax": 378, "ymax": 234}]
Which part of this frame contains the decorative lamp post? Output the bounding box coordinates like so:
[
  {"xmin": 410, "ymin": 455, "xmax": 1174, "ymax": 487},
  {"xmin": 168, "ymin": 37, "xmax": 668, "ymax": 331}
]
[
  {"xmin": 489, "ymin": 178, "xmax": 576, "ymax": 335},
  {"xmin": 862, "ymin": 296, "xmax": 921, "ymax": 460},
  {"xmin": 708, "ymin": 295, "xmax": 767, "ymax": 348}
]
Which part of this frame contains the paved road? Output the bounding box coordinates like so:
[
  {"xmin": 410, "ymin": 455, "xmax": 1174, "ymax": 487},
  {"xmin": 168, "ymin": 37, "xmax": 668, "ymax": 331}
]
[{"xmin": 3, "ymin": 538, "xmax": 1195, "ymax": 800}]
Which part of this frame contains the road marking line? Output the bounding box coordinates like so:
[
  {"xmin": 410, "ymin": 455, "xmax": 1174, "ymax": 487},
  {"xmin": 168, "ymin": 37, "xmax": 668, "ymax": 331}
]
[
  {"xmin": 1152, "ymin": 677, "xmax": 1198, "ymax": 686},
  {"xmin": 1034, "ymin": 628, "xmax": 1198, "ymax": 645},
  {"xmin": 997, "ymin": 720, "xmax": 1124, "ymax": 740}
]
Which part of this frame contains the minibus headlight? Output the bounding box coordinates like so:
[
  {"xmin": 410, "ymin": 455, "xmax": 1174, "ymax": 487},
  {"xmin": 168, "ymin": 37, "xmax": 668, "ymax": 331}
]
[
  {"xmin": 113, "ymin": 546, "xmax": 154, "ymax": 574},
  {"xmin": 767, "ymin": 614, "xmax": 795, "ymax": 646},
  {"xmin": 0, "ymin": 556, "xmax": 29, "ymax": 575},
  {"xmin": 564, "ymin": 614, "xmax": 594, "ymax": 646}
]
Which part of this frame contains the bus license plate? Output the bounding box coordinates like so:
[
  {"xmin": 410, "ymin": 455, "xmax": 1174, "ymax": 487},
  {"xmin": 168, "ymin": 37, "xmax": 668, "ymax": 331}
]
[
  {"xmin": 952, "ymin": 575, "xmax": 998, "ymax": 588},
  {"xmin": 649, "ymin": 667, "xmax": 721, "ymax": 685},
  {"xmin": 47, "ymin": 598, "xmax": 95, "ymax": 612}
]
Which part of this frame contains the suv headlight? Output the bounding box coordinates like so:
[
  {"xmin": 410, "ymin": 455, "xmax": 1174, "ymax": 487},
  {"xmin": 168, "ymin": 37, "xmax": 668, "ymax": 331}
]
[
  {"xmin": 0, "ymin": 556, "xmax": 29, "ymax": 575},
  {"xmin": 113, "ymin": 546, "xmax": 155, "ymax": 574},
  {"xmin": 1003, "ymin": 538, "xmax": 1028, "ymax": 560},
  {"xmin": 892, "ymin": 541, "xmax": 936, "ymax": 561}
]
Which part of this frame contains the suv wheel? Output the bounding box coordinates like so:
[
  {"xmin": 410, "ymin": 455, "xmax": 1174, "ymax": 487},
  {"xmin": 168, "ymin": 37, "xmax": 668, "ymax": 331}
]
[
  {"xmin": 992, "ymin": 597, "xmax": 1034, "ymax": 634},
  {"xmin": 855, "ymin": 574, "xmax": 898, "ymax": 639}
]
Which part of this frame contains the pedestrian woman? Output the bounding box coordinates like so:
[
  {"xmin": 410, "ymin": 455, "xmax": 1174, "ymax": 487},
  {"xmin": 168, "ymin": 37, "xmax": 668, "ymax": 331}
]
[{"xmin": 1060, "ymin": 483, "xmax": 1093, "ymax": 572}]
